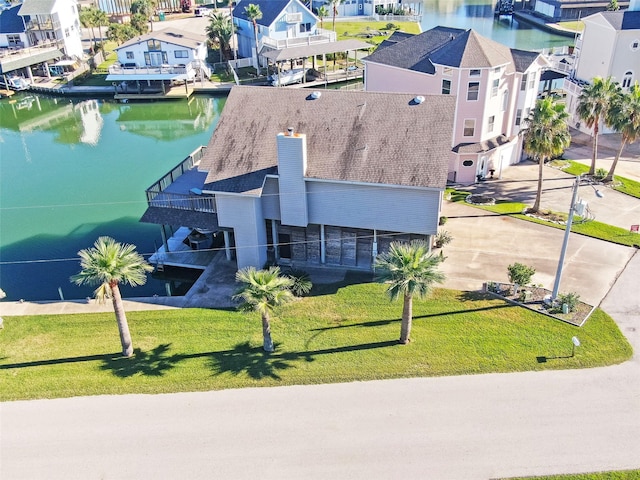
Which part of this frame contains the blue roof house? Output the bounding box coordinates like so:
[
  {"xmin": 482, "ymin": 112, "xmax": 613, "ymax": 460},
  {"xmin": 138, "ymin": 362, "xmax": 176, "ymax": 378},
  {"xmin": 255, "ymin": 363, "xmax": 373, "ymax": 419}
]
[{"xmin": 232, "ymin": 0, "xmax": 335, "ymax": 69}]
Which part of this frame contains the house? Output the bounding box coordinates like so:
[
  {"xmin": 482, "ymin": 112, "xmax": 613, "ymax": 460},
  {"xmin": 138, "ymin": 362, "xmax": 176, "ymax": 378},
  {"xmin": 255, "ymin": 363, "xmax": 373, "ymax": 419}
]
[
  {"xmin": 0, "ymin": 0, "xmax": 83, "ymax": 81},
  {"xmin": 106, "ymin": 29, "xmax": 210, "ymax": 93},
  {"xmin": 363, "ymin": 27, "xmax": 547, "ymax": 184},
  {"xmin": 311, "ymin": 0, "xmax": 422, "ymax": 18},
  {"xmin": 563, "ymin": 1, "xmax": 640, "ymax": 132},
  {"xmin": 231, "ymin": 0, "xmax": 370, "ymax": 74},
  {"xmin": 530, "ymin": 0, "xmax": 631, "ymax": 21},
  {"xmin": 140, "ymin": 86, "xmax": 456, "ymax": 271}
]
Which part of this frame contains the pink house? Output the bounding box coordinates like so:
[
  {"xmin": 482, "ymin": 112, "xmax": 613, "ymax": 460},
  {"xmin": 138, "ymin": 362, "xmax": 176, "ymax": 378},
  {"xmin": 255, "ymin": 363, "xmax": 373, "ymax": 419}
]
[{"xmin": 363, "ymin": 27, "xmax": 548, "ymax": 184}]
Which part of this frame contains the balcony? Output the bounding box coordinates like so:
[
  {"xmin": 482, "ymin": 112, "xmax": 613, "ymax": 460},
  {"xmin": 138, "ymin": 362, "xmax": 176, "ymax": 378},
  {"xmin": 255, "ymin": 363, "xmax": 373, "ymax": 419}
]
[
  {"xmin": 108, "ymin": 62, "xmax": 195, "ymax": 78},
  {"xmin": 25, "ymin": 18, "xmax": 61, "ymax": 31},
  {"xmin": 146, "ymin": 147, "xmax": 216, "ymax": 213},
  {"xmin": 260, "ymin": 29, "xmax": 337, "ymax": 50},
  {"xmin": 0, "ymin": 40, "xmax": 64, "ymax": 71}
]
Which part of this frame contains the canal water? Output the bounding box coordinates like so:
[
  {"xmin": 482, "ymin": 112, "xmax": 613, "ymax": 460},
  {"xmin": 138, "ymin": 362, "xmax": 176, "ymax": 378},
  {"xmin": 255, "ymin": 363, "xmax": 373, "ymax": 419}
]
[
  {"xmin": 0, "ymin": 94, "xmax": 225, "ymax": 302},
  {"xmin": 0, "ymin": 1, "xmax": 572, "ymax": 302}
]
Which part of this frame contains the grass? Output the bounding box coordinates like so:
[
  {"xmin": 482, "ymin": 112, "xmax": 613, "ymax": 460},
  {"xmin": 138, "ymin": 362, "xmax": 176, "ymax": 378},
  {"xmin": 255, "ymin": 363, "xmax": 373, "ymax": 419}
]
[
  {"xmin": 333, "ymin": 20, "xmax": 421, "ymax": 46},
  {"xmin": 560, "ymin": 161, "xmax": 640, "ymax": 199},
  {"xmin": 0, "ymin": 284, "xmax": 631, "ymax": 401},
  {"xmin": 553, "ymin": 20, "xmax": 585, "ymax": 32},
  {"xmin": 503, "ymin": 470, "xmax": 640, "ymax": 479}
]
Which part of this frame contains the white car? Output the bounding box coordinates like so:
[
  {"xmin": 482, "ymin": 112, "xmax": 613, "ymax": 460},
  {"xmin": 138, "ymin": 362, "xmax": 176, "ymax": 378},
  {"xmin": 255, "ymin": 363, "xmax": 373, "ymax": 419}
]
[{"xmin": 194, "ymin": 7, "xmax": 210, "ymax": 16}]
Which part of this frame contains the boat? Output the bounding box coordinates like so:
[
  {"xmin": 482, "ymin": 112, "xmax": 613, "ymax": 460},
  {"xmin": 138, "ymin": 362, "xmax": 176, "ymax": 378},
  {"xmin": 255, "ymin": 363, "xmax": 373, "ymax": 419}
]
[
  {"xmin": 0, "ymin": 74, "xmax": 31, "ymax": 91},
  {"xmin": 269, "ymin": 68, "xmax": 307, "ymax": 87}
]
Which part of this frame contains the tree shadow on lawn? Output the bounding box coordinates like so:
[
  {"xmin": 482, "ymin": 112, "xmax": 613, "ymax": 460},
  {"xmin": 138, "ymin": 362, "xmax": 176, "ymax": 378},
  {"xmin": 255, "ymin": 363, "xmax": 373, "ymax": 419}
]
[{"xmin": 101, "ymin": 344, "xmax": 181, "ymax": 378}]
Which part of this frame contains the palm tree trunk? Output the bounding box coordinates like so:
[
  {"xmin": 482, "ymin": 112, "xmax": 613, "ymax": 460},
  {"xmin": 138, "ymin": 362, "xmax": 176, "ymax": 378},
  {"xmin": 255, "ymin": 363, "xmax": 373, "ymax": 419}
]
[
  {"xmin": 253, "ymin": 23, "xmax": 260, "ymax": 76},
  {"xmin": 110, "ymin": 281, "xmax": 134, "ymax": 357},
  {"xmin": 604, "ymin": 137, "xmax": 627, "ymax": 183},
  {"xmin": 261, "ymin": 313, "xmax": 274, "ymax": 352},
  {"xmin": 399, "ymin": 293, "xmax": 413, "ymax": 344},
  {"xmin": 532, "ymin": 155, "xmax": 545, "ymax": 213},
  {"xmin": 589, "ymin": 121, "xmax": 599, "ymax": 175}
]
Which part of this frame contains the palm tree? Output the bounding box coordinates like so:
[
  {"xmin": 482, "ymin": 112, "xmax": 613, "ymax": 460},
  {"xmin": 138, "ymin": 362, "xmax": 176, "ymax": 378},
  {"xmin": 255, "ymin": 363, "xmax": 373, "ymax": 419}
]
[
  {"xmin": 522, "ymin": 96, "xmax": 571, "ymax": 213},
  {"xmin": 71, "ymin": 237, "xmax": 153, "ymax": 357},
  {"xmin": 374, "ymin": 240, "xmax": 445, "ymax": 345},
  {"xmin": 316, "ymin": 5, "xmax": 329, "ymax": 29},
  {"xmin": 131, "ymin": 0, "xmax": 157, "ymax": 32},
  {"xmin": 206, "ymin": 12, "xmax": 233, "ymax": 62},
  {"xmin": 244, "ymin": 3, "xmax": 263, "ymax": 76},
  {"xmin": 79, "ymin": 7, "xmax": 98, "ymax": 53},
  {"xmin": 233, "ymin": 266, "xmax": 294, "ymax": 352},
  {"xmin": 604, "ymin": 82, "xmax": 640, "ymax": 183},
  {"xmin": 576, "ymin": 76, "xmax": 621, "ymax": 175},
  {"xmin": 94, "ymin": 9, "xmax": 109, "ymax": 52},
  {"xmin": 328, "ymin": 0, "xmax": 343, "ymax": 31}
]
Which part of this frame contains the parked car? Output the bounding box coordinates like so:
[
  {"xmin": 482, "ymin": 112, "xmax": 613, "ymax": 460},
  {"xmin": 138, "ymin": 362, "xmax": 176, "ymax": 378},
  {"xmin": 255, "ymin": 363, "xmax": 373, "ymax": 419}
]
[{"xmin": 194, "ymin": 6, "xmax": 210, "ymax": 16}]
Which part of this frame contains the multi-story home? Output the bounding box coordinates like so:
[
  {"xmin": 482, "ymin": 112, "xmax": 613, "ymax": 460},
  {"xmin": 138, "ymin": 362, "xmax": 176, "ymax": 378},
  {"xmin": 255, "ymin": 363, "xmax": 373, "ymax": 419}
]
[
  {"xmin": 564, "ymin": 1, "xmax": 640, "ymax": 132},
  {"xmin": 311, "ymin": 0, "xmax": 423, "ymax": 18},
  {"xmin": 363, "ymin": 26, "xmax": 547, "ymax": 184},
  {"xmin": 140, "ymin": 86, "xmax": 456, "ymax": 272},
  {"xmin": 0, "ymin": 0, "xmax": 82, "ymax": 82},
  {"xmin": 531, "ymin": 0, "xmax": 631, "ymax": 21},
  {"xmin": 106, "ymin": 29, "xmax": 210, "ymax": 93}
]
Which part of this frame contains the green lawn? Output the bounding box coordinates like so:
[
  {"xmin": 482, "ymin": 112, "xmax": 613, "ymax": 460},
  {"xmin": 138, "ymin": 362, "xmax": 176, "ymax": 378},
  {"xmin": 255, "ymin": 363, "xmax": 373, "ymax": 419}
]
[
  {"xmin": 0, "ymin": 283, "xmax": 631, "ymax": 401},
  {"xmin": 560, "ymin": 161, "xmax": 640, "ymax": 199},
  {"xmin": 333, "ymin": 20, "xmax": 421, "ymax": 46},
  {"xmin": 504, "ymin": 470, "xmax": 640, "ymax": 479}
]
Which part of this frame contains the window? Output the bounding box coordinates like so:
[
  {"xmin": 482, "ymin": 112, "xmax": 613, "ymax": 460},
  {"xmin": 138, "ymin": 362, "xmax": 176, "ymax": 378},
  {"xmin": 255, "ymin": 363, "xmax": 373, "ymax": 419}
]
[
  {"xmin": 501, "ymin": 90, "xmax": 509, "ymax": 111},
  {"xmin": 463, "ymin": 119, "xmax": 475, "ymax": 137},
  {"xmin": 491, "ymin": 78, "xmax": 499, "ymax": 97},
  {"xmin": 174, "ymin": 50, "xmax": 188, "ymax": 58},
  {"xmin": 443, "ymin": 67, "xmax": 452, "ymax": 76},
  {"xmin": 7, "ymin": 34, "xmax": 20, "ymax": 45},
  {"xmin": 520, "ymin": 75, "xmax": 527, "ymax": 91},
  {"xmin": 515, "ymin": 108, "xmax": 522, "ymax": 126},
  {"xmin": 622, "ymin": 71, "xmax": 633, "ymax": 89},
  {"xmin": 65, "ymin": 28, "xmax": 70, "ymax": 38},
  {"xmin": 147, "ymin": 40, "xmax": 161, "ymax": 51},
  {"xmin": 467, "ymin": 82, "xmax": 479, "ymax": 101},
  {"xmin": 487, "ymin": 115, "xmax": 495, "ymax": 133},
  {"xmin": 494, "ymin": 66, "xmax": 501, "ymax": 74},
  {"xmin": 470, "ymin": 69, "xmax": 480, "ymax": 76},
  {"xmin": 528, "ymin": 72, "xmax": 536, "ymax": 89},
  {"xmin": 300, "ymin": 22, "xmax": 311, "ymax": 32},
  {"xmin": 126, "ymin": 51, "xmax": 134, "ymax": 59},
  {"xmin": 442, "ymin": 79, "xmax": 451, "ymax": 95},
  {"xmin": 631, "ymin": 39, "xmax": 639, "ymax": 51},
  {"xmin": 462, "ymin": 160, "xmax": 474, "ymax": 167}
]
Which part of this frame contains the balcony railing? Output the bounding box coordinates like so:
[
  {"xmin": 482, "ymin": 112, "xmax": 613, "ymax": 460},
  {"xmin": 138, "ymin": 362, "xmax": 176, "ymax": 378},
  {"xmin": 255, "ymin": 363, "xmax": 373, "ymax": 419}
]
[
  {"xmin": 260, "ymin": 30, "xmax": 337, "ymax": 50},
  {"xmin": 145, "ymin": 146, "xmax": 216, "ymax": 213},
  {"xmin": 26, "ymin": 19, "xmax": 61, "ymax": 31},
  {"xmin": 108, "ymin": 62, "xmax": 195, "ymax": 76},
  {"xmin": 0, "ymin": 40, "xmax": 62, "ymax": 59}
]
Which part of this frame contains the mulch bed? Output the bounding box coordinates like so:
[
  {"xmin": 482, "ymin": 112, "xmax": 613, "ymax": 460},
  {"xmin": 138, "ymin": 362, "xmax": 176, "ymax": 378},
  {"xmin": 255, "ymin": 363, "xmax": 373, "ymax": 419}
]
[{"xmin": 484, "ymin": 282, "xmax": 595, "ymax": 327}]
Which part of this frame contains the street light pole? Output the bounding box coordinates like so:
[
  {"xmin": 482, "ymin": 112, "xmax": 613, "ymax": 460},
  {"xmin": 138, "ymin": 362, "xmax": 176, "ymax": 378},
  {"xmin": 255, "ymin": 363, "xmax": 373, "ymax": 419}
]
[
  {"xmin": 551, "ymin": 174, "xmax": 603, "ymax": 301},
  {"xmin": 551, "ymin": 175, "xmax": 581, "ymax": 301}
]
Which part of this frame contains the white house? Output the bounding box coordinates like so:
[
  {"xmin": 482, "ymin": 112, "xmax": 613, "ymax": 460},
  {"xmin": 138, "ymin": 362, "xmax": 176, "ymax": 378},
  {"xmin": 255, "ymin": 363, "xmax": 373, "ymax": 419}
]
[
  {"xmin": 531, "ymin": 0, "xmax": 631, "ymax": 21},
  {"xmin": 140, "ymin": 86, "xmax": 456, "ymax": 271},
  {"xmin": 106, "ymin": 29, "xmax": 210, "ymax": 88},
  {"xmin": 1, "ymin": 0, "xmax": 83, "ymax": 81},
  {"xmin": 564, "ymin": 1, "xmax": 640, "ymax": 132},
  {"xmin": 363, "ymin": 26, "xmax": 547, "ymax": 184}
]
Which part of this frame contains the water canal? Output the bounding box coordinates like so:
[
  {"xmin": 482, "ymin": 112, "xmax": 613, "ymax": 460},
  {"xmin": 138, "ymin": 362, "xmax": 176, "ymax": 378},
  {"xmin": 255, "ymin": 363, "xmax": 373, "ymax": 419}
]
[{"xmin": 0, "ymin": 0, "xmax": 574, "ymax": 302}]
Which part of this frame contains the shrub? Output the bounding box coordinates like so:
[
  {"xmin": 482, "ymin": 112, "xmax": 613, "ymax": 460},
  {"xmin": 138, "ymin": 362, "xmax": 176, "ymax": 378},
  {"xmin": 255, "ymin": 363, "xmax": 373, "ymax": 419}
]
[
  {"xmin": 507, "ymin": 263, "xmax": 536, "ymax": 286},
  {"xmin": 595, "ymin": 168, "xmax": 608, "ymax": 180},
  {"xmin": 434, "ymin": 231, "xmax": 452, "ymax": 248},
  {"xmin": 439, "ymin": 216, "xmax": 448, "ymax": 226},
  {"xmin": 285, "ymin": 269, "xmax": 313, "ymax": 297},
  {"xmin": 557, "ymin": 292, "xmax": 580, "ymax": 312},
  {"xmin": 385, "ymin": 22, "xmax": 399, "ymax": 30}
]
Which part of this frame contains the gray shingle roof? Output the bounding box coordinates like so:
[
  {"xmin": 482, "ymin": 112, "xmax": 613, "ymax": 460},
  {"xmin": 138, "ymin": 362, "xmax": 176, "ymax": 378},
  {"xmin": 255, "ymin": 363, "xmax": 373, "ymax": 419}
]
[
  {"xmin": 596, "ymin": 10, "xmax": 640, "ymax": 30},
  {"xmin": 365, "ymin": 25, "xmax": 541, "ymax": 74},
  {"xmin": 140, "ymin": 207, "xmax": 219, "ymax": 230},
  {"xmin": 116, "ymin": 29, "xmax": 205, "ymax": 51},
  {"xmin": 0, "ymin": 5, "xmax": 26, "ymax": 34},
  {"xmin": 199, "ymin": 86, "xmax": 456, "ymax": 193},
  {"xmin": 18, "ymin": 0, "xmax": 57, "ymax": 15},
  {"xmin": 453, "ymin": 135, "xmax": 511, "ymax": 154}
]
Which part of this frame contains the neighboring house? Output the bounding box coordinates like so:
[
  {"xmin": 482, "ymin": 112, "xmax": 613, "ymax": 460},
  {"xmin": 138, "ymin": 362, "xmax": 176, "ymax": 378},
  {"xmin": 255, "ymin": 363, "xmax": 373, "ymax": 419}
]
[
  {"xmin": 363, "ymin": 26, "xmax": 547, "ymax": 184},
  {"xmin": 311, "ymin": 0, "xmax": 422, "ymax": 17},
  {"xmin": 531, "ymin": 0, "xmax": 631, "ymax": 21},
  {"xmin": 0, "ymin": 0, "xmax": 82, "ymax": 80},
  {"xmin": 564, "ymin": 2, "xmax": 640, "ymax": 132},
  {"xmin": 141, "ymin": 86, "xmax": 456, "ymax": 271},
  {"xmin": 106, "ymin": 29, "xmax": 210, "ymax": 88}
]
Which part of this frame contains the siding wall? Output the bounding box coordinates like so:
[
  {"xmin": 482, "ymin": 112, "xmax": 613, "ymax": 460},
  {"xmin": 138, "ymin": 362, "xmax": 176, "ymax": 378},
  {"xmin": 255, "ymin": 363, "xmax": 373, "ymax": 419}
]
[{"xmin": 306, "ymin": 181, "xmax": 441, "ymax": 235}]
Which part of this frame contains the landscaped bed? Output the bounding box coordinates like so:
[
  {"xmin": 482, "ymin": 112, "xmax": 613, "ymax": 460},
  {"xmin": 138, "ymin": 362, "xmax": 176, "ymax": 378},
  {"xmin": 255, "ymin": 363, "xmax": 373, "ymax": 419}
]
[{"xmin": 0, "ymin": 284, "xmax": 631, "ymax": 401}]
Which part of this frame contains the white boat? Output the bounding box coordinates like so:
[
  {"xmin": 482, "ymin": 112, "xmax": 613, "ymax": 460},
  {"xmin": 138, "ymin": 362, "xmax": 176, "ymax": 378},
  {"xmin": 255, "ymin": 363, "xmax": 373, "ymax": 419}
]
[
  {"xmin": 269, "ymin": 68, "xmax": 307, "ymax": 87},
  {"xmin": 0, "ymin": 75, "xmax": 30, "ymax": 91}
]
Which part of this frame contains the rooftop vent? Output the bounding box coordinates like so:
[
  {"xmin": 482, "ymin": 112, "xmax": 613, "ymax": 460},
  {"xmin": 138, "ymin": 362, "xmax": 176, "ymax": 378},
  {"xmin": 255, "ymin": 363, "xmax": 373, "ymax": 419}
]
[
  {"xmin": 287, "ymin": 127, "xmax": 294, "ymax": 136},
  {"xmin": 413, "ymin": 95, "xmax": 425, "ymax": 104},
  {"xmin": 310, "ymin": 91, "xmax": 321, "ymax": 99}
]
